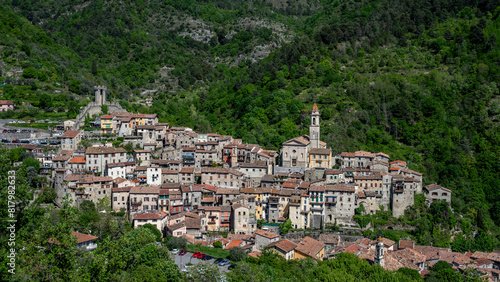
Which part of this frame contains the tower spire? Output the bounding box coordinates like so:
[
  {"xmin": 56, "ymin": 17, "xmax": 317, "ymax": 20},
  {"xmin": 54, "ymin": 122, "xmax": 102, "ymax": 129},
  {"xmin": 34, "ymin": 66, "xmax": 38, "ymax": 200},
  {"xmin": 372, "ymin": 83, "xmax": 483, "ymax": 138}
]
[{"xmin": 309, "ymin": 103, "xmax": 320, "ymax": 148}]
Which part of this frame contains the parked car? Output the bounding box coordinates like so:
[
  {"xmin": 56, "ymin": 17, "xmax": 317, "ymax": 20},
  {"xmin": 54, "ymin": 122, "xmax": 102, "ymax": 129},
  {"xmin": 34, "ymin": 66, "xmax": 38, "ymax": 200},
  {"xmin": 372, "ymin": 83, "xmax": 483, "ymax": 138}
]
[
  {"xmin": 20, "ymin": 140, "xmax": 30, "ymax": 144},
  {"xmin": 228, "ymin": 264, "xmax": 237, "ymax": 270},
  {"xmin": 12, "ymin": 139, "xmax": 20, "ymax": 143},
  {"xmin": 192, "ymin": 251, "xmax": 202, "ymax": 258},
  {"xmin": 219, "ymin": 259, "xmax": 230, "ymax": 266},
  {"xmin": 2, "ymin": 129, "xmax": 7, "ymax": 133},
  {"xmin": 201, "ymin": 255, "xmax": 212, "ymax": 260},
  {"xmin": 1, "ymin": 139, "xmax": 9, "ymax": 143},
  {"xmin": 214, "ymin": 258, "xmax": 224, "ymax": 264},
  {"xmin": 172, "ymin": 249, "xmax": 179, "ymax": 255},
  {"xmin": 179, "ymin": 249, "xmax": 187, "ymax": 256},
  {"xmin": 49, "ymin": 141, "xmax": 58, "ymax": 145},
  {"xmin": 40, "ymin": 140, "xmax": 47, "ymax": 144}
]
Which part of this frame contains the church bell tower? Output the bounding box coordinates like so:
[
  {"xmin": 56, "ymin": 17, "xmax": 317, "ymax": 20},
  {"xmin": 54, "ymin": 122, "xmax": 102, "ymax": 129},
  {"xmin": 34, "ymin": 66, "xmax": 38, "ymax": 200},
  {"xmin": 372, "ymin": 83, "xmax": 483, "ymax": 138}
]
[
  {"xmin": 374, "ymin": 237, "xmax": 385, "ymax": 267},
  {"xmin": 310, "ymin": 103, "xmax": 320, "ymax": 148}
]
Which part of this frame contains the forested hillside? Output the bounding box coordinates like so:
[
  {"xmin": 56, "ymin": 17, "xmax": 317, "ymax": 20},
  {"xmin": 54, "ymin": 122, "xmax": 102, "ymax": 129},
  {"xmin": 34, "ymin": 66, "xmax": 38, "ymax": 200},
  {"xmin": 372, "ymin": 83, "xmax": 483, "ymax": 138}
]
[{"xmin": 1, "ymin": 0, "xmax": 500, "ymax": 247}]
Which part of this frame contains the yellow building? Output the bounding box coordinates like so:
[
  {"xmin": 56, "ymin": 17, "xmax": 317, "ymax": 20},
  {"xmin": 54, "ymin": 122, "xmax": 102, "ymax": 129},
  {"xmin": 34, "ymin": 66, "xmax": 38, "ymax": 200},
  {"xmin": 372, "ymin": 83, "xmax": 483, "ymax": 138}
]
[
  {"xmin": 100, "ymin": 115, "xmax": 113, "ymax": 134},
  {"xmin": 294, "ymin": 236, "xmax": 326, "ymax": 260},
  {"xmin": 308, "ymin": 148, "xmax": 332, "ymax": 169},
  {"xmin": 132, "ymin": 114, "xmax": 145, "ymax": 126}
]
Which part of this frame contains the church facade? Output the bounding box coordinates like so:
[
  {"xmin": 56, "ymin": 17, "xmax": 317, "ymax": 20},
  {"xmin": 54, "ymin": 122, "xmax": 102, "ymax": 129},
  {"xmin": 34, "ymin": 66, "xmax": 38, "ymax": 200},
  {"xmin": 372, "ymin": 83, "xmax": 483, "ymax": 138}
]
[{"xmin": 280, "ymin": 104, "xmax": 330, "ymax": 168}]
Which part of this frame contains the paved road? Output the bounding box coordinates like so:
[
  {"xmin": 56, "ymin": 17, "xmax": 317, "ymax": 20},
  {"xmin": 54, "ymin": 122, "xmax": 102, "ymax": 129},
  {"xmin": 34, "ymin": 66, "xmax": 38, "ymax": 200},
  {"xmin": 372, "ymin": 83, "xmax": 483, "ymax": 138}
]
[{"xmin": 172, "ymin": 251, "xmax": 230, "ymax": 272}]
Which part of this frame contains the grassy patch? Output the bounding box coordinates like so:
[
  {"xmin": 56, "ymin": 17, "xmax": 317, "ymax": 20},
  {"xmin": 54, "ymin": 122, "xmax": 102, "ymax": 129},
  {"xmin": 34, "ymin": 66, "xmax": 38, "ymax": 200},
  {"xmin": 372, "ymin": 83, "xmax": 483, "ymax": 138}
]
[{"xmin": 186, "ymin": 243, "xmax": 229, "ymax": 259}]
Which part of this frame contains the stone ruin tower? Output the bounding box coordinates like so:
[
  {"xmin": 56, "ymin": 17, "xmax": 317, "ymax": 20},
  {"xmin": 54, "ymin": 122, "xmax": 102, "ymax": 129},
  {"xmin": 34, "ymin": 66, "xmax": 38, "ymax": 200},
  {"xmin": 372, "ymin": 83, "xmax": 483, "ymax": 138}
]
[{"xmin": 94, "ymin": 85, "xmax": 107, "ymax": 105}]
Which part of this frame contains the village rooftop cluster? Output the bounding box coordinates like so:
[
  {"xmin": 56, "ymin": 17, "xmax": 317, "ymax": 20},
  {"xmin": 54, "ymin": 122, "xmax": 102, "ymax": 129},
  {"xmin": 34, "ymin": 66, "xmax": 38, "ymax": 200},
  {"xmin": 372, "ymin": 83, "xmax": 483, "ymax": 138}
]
[{"xmin": 15, "ymin": 88, "xmax": 500, "ymax": 280}]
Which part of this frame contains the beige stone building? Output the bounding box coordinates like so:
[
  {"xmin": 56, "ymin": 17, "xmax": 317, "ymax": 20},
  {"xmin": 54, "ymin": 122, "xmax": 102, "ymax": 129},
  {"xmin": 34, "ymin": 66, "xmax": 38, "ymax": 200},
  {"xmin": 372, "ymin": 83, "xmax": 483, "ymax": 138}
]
[
  {"xmin": 129, "ymin": 186, "xmax": 159, "ymax": 213},
  {"xmin": 112, "ymin": 186, "xmax": 131, "ymax": 211},
  {"xmin": 201, "ymin": 167, "xmax": 243, "ymax": 189},
  {"xmin": 85, "ymin": 146, "xmax": 127, "ymax": 173},
  {"xmin": 61, "ymin": 130, "xmax": 83, "ymax": 151}
]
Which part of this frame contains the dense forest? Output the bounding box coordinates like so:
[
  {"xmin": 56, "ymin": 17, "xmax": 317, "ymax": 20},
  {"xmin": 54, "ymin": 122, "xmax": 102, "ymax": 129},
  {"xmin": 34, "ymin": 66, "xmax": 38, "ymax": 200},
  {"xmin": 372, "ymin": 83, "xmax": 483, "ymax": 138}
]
[{"xmin": 1, "ymin": 0, "xmax": 500, "ymax": 275}]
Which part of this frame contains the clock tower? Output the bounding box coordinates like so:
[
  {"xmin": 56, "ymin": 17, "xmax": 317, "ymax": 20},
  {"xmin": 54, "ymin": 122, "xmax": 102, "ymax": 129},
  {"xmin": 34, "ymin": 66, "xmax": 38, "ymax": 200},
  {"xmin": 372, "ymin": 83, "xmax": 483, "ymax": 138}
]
[{"xmin": 310, "ymin": 103, "xmax": 320, "ymax": 148}]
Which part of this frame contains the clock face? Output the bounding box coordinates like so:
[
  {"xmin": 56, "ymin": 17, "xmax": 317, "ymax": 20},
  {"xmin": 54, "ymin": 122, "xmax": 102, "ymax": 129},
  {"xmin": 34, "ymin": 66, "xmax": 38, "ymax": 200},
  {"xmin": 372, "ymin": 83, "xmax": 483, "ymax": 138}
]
[{"xmin": 312, "ymin": 128, "xmax": 316, "ymax": 132}]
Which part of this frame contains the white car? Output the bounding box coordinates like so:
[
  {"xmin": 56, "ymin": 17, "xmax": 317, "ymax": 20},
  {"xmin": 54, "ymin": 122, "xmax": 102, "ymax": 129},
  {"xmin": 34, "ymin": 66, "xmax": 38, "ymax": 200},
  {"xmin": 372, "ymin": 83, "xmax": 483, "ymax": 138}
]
[{"xmin": 172, "ymin": 249, "xmax": 179, "ymax": 254}]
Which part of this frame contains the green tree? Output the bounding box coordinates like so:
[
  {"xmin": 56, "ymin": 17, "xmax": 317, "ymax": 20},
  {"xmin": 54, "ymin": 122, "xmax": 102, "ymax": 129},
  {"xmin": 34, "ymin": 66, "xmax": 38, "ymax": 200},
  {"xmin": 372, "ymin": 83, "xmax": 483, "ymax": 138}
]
[
  {"xmin": 228, "ymin": 246, "xmax": 246, "ymax": 262},
  {"xmin": 426, "ymin": 260, "xmax": 463, "ymax": 282},
  {"xmin": 22, "ymin": 157, "xmax": 40, "ymax": 171},
  {"xmin": 22, "ymin": 67, "xmax": 37, "ymax": 78},
  {"xmin": 281, "ymin": 219, "xmax": 292, "ymax": 234},
  {"xmin": 141, "ymin": 223, "xmax": 162, "ymax": 242},
  {"xmin": 166, "ymin": 236, "xmax": 187, "ymax": 250},
  {"xmin": 186, "ymin": 263, "xmax": 224, "ymax": 282},
  {"xmin": 213, "ymin": 241, "xmax": 223, "ymax": 248}
]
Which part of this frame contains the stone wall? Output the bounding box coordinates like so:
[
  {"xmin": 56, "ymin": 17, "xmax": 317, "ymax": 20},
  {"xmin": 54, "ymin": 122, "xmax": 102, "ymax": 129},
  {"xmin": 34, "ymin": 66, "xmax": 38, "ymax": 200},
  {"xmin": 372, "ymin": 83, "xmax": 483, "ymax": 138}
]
[{"xmin": 73, "ymin": 101, "xmax": 124, "ymax": 130}]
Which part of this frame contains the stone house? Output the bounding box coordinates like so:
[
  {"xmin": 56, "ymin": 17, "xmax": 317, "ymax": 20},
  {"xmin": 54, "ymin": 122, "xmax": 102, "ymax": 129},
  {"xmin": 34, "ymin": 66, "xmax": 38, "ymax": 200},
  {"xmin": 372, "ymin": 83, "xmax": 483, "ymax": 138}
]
[
  {"xmin": 254, "ymin": 229, "xmax": 280, "ymax": 251},
  {"xmin": 133, "ymin": 150, "xmax": 151, "ymax": 166},
  {"xmin": 353, "ymin": 173, "xmax": 383, "ymax": 194},
  {"xmin": 324, "ymin": 184, "xmax": 357, "ymax": 225},
  {"xmin": 52, "ymin": 150, "xmax": 74, "ymax": 170},
  {"xmin": 424, "ymin": 184, "xmax": 452, "ymax": 204},
  {"xmin": 179, "ymin": 167, "xmax": 195, "ymax": 184},
  {"xmin": 236, "ymin": 161, "xmax": 268, "ymax": 187},
  {"xmin": 308, "ymin": 186, "xmax": 325, "ymax": 229},
  {"xmin": 231, "ymin": 203, "xmax": 253, "ymax": 235},
  {"xmin": 216, "ymin": 188, "xmax": 240, "ymax": 206},
  {"xmin": 68, "ymin": 175, "xmax": 113, "ymax": 205},
  {"xmin": 85, "ymin": 146, "xmax": 127, "ymax": 173},
  {"xmin": 268, "ymin": 239, "xmax": 297, "ymax": 260},
  {"xmin": 111, "ymin": 186, "xmax": 131, "ymax": 212},
  {"xmin": 324, "ymin": 169, "xmax": 344, "ymax": 184},
  {"xmin": 294, "ymin": 236, "xmax": 325, "ymax": 260},
  {"xmin": 180, "ymin": 184, "xmax": 203, "ymax": 209},
  {"xmin": 195, "ymin": 149, "xmax": 218, "ymax": 168},
  {"xmin": 129, "ymin": 186, "xmax": 159, "ymax": 213},
  {"xmin": 201, "ymin": 167, "xmax": 243, "ymax": 189},
  {"xmin": 61, "ymin": 130, "xmax": 82, "ymax": 151},
  {"xmin": 161, "ymin": 169, "xmax": 179, "ymax": 183},
  {"xmin": 68, "ymin": 156, "xmax": 86, "ymax": 173},
  {"xmin": 133, "ymin": 211, "xmax": 168, "ymax": 236}
]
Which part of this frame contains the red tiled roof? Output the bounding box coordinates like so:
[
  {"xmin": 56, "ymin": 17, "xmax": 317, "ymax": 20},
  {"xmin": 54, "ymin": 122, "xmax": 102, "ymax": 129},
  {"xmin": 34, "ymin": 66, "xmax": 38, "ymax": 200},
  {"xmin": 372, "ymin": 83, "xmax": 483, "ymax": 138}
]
[
  {"xmin": 225, "ymin": 240, "xmax": 243, "ymax": 249},
  {"xmin": 268, "ymin": 239, "xmax": 297, "ymax": 253},
  {"xmin": 254, "ymin": 229, "xmax": 279, "ymax": 239},
  {"xmin": 134, "ymin": 211, "xmax": 168, "ymax": 220},
  {"xmin": 62, "ymin": 130, "xmax": 81, "ymax": 138},
  {"xmin": 295, "ymin": 236, "xmax": 325, "ymax": 258},
  {"xmin": 248, "ymin": 250, "xmax": 261, "ymax": 258},
  {"xmin": 69, "ymin": 157, "xmax": 85, "ymax": 164}
]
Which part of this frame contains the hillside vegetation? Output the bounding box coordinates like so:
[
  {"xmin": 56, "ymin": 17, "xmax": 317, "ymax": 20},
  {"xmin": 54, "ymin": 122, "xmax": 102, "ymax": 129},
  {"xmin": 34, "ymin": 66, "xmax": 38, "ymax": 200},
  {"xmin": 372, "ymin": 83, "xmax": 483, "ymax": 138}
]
[{"xmin": 1, "ymin": 0, "xmax": 500, "ymax": 247}]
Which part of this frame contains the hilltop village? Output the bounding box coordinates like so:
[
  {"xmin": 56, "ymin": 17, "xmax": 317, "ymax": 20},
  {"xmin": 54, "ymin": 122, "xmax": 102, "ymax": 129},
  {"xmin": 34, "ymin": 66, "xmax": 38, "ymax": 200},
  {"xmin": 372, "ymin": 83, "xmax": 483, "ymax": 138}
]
[{"xmin": 19, "ymin": 88, "xmax": 500, "ymax": 279}]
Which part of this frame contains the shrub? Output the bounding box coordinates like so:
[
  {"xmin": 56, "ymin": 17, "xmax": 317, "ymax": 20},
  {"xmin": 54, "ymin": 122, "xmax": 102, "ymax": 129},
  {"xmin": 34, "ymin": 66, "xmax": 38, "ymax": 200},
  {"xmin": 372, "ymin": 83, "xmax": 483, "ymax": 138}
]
[
  {"xmin": 166, "ymin": 236, "xmax": 187, "ymax": 250},
  {"xmin": 213, "ymin": 241, "xmax": 223, "ymax": 248}
]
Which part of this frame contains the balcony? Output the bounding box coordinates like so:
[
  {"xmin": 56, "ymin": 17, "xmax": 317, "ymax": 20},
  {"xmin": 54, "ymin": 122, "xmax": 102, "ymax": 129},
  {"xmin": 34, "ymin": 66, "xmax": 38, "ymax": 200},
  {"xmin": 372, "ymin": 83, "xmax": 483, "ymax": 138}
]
[
  {"xmin": 131, "ymin": 200, "xmax": 142, "ymax": 206},
  {"xmin": 325, "ymin": 198, "xmax": 337, "ymax": 205},
  {"xmin": 201, "ymin": 160, "xmax": 214, "ymax": 166}
]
